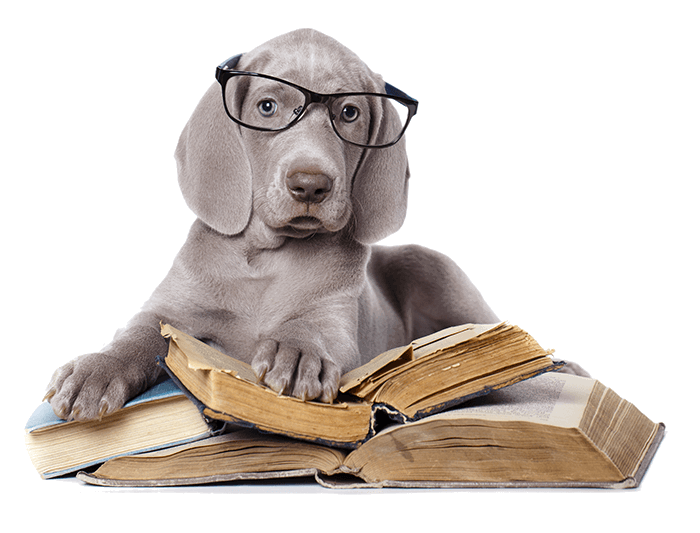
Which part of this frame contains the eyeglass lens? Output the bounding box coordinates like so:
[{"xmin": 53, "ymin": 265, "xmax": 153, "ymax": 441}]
[{"xmin": 223, "ymin": 74, "xmax": 409, "ymax": 147}]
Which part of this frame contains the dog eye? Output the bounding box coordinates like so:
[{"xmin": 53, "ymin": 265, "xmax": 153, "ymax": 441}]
[
  {"xmin": 258, "ymin": 99, "xmax": 278, "ymax": 117},
  {"xmin": 341, "ymin": 105, "xmax": 360, "ymax": 123}
]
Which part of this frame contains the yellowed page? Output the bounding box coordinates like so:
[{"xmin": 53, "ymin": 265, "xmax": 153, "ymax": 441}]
[
  {"xmin": 161, "ymin": 324, "xmax": 259, "ymax": 382},
  {"xmin": 339, "ymin": 344, "xmax": 413, "ymax": 393},
  {"xmin": 412, "ymin": 323, "xmax": 502, "ymax": 358},
  {"xmin": 404, "ymin": 373, "xmax": 596, "ymax": 429}
]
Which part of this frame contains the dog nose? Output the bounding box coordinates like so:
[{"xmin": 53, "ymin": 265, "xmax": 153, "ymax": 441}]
[{"xmin": 286, "ymin": 172, "xmax": 333, "ymax": 203}]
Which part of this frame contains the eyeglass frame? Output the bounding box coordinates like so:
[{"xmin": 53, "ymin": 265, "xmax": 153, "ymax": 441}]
[{"xmin": 215, "ymin": 54, "xmax": 419, "ymax": 149}]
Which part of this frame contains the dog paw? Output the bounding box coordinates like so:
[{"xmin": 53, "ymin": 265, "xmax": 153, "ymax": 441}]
[
  {"xmin": 251, "ymin": 339, "xmax": 341, "ymax": 403},
  {"xmin": 45, "ymin": 353, "xmax": 139, "ymax": 421}
]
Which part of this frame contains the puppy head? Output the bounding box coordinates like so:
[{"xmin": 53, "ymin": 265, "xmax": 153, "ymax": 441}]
[{"xmin": 175, "ymin": 29, "xmax": 410, "ymax": 244}]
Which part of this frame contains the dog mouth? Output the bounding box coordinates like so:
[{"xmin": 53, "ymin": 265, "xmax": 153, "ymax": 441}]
[
  {"xmin": 274, "ymin": 216, "xmax": 327, "ymax": 238},
  {"xmin": 289, "ymin": 216, "xmax": 323, "ymax": 229}
]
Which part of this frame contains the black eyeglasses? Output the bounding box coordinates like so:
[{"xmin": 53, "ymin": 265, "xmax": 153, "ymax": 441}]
[{"xmin": 215, "ymin": 54, "xmax": 418, "ymax": 148}]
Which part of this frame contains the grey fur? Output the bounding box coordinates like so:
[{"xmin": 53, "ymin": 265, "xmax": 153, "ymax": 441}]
[{"xmin": 46, "ymin": 29, "xmax": 498, "ymax": 421}]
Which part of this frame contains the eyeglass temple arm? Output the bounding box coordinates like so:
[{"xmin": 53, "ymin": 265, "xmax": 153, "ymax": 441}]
[
  {"xmin": 218, "ymin": 54, "xmax": 243, "ymax": 71},
  {"xmin": 384, "ymin": 82, "xmax": 416, "ymax": 103}
]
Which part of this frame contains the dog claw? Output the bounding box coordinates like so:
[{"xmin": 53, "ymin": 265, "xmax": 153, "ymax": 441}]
[
  {"xmin": 98, "ymin": 401, "xmax": 109, "ymax": 421},
  {"xmin": 255, "ymin": 367, "xmax": 267, "ymax": 383},
  {"xmin": 53, "ymin": 403, "xmax": 70, "ymax": 420},
  {"xmin": 320, "ymin": 386, "xmax": 337, "ymax": 404},
  {"xmin": 43, "ymin": 389, "xmax": 56, "ymax": 403}
]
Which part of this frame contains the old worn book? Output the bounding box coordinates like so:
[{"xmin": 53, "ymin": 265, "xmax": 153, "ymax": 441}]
[
  {"xmin": 77, "ymin": 372, "xmax": 664, "ymax": 488},
  {"xmin": 25, "ymin": 378, "xmax": 222, "ymax": 479},
  {"xmin": 159, "ymin": 322, "xmax": 564, "ymax": 447}
]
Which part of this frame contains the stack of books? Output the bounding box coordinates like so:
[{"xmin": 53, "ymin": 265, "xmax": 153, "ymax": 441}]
[{"xmin": 25, "ymin": 322, "xmax": 664, "ymax": 489}]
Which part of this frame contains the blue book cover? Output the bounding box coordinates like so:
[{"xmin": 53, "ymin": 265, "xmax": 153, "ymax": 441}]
[{"xmin": 26, "ymin": 378, "xmax": 185, "ymax": 433}]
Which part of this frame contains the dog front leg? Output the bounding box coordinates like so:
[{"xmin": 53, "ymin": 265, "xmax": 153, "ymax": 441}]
[
  {"xmin": 251, "ymin": 302, "xmax": 360, "ymax": 403},
  {"xmin": 45, "ymin": 312, "xmax": 166, "ymax": 421}
]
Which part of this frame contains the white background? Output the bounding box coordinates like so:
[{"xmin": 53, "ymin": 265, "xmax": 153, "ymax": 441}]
[{"xmin": 2, "ymin": 1, "xmax": 697, "ymax": 530}]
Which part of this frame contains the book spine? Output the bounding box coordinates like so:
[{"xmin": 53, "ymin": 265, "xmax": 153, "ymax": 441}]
[{"xmin": 155, "ymin": 357, "xmax": 226, "ymax": 432}]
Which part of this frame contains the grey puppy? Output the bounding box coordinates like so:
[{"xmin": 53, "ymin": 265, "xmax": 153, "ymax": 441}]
[{"xmin": 46, "ymin": 29, "xmax": 499, "ymax": 421}]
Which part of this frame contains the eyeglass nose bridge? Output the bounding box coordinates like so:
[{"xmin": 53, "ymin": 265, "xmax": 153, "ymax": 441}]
[
  {"xmin": 294, "ymin": 91, "xmax": 340, "ymax": 124},
  {"xmin": 288, "ymin": 91, "xmax": 352, "ymax": 145}
]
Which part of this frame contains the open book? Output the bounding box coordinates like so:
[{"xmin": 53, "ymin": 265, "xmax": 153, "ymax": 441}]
[
  {"xmin": 77, "ymin": 372, "xmax": 664, "ymax": 489},
  {"xmin": 158, "ymin": 322, "xmax": 564, "ymax": 447},
  {"xmin": 25, "ymin": 379, "xmax": 221, "ymax": 479}
]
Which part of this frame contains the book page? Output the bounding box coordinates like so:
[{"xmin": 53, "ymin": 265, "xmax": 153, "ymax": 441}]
[
  {"xmin": 339, "ymin": 344, "xmax": 413, "ymax": 393},
  {"xmin": 411, "ymin": 323, "xmax": 501, "ymax": 358},
  {"xmin": 429, "ymin": 373, "xmax": 597, "ymax": 428},
  {"xmin": 162, "ymin": 324, "xmax": 259, "ymax": 382}
]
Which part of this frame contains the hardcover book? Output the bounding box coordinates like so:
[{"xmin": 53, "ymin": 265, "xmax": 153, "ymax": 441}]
[
  {"xmin": 158, "ymin": 322, "xmax": 564, "ymax": 447},
  {"xmin": 77, "ymin": 372, "xmax": 664, "ymax": 488},
  {"xmin": 25, "ymin": 378, "xmax": 221, "ymax": 479}
]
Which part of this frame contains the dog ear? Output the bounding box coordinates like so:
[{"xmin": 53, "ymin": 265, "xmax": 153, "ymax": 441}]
[
  {"xmin": 175, "ymin": 82, "xmax": 253, "ymax": 235},
  {"xmin": 351, "ymin": 95, "xmax": 410, "ymax": 244}
]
